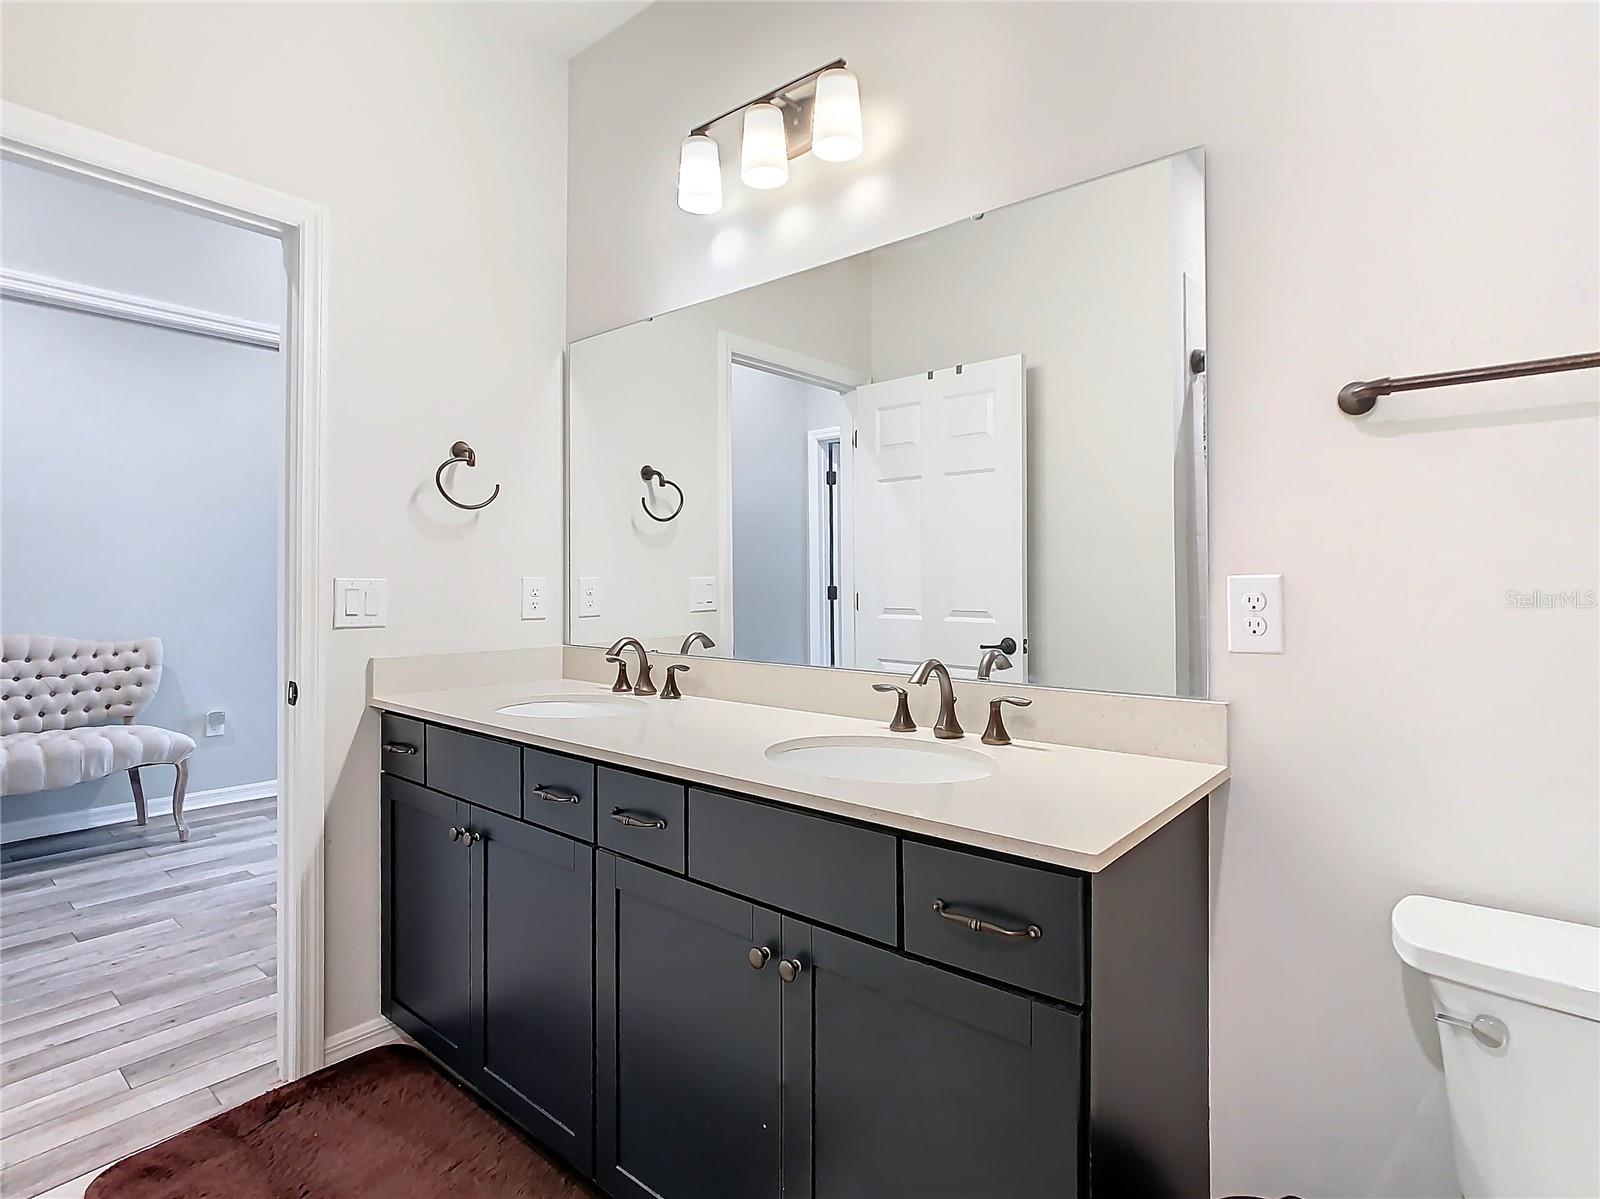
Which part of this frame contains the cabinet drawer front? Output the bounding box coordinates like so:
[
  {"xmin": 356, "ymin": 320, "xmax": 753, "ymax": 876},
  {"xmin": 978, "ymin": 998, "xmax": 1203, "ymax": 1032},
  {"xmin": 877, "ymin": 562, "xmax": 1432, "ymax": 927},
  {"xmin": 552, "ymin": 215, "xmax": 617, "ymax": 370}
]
[
  {"xmin": 902, "ymin": 842, "xmax": 1085, "ymax": 1005},
  {"xmin": 596, "ymin": 767, "xmax": 685, "ymax": 872},
  {"xmin": 425, "ymin": 726, "xmax": 520, "ymax": 816},
  {"xmin": 379, "ymin": 713, "xmax": 425, "ymax": 782},
  {"xmin": 689, "ymin": 790, "xmax": 898, "ymax": 945},
  {"xmin": 521, "ymin": 747, "xmax": 596, "ymax": 842}
]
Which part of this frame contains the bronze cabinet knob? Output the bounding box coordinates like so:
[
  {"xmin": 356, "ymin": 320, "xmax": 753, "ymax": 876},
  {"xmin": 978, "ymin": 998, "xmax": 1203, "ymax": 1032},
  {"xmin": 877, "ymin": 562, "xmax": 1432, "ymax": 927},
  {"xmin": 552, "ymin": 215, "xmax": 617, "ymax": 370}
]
[
  {"xmin": 748, "ymin": 946, "xmax": 772, "ymax": 970},
  {"xmin": 777, "ymin": 958, "xmax": 805, "ymax": 984},
  {"xmin": 448, "ymin": 826, "xmax": 463, "ymax": 842}
]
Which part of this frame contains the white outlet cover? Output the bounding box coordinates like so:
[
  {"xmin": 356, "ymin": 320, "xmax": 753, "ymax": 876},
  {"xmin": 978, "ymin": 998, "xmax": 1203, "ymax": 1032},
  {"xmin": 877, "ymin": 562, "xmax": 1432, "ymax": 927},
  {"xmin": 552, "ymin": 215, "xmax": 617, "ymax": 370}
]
[
  {"xmin": 577, "ymin": 576, "xmax": 601, "ymax": 618},
  {"xmin": 1228, "ymin": 574, "xmax": 1283, "ymax": 653},
  {"xmin": 521, "ymin": 575, "xmax": 548, "ymax": 620}
]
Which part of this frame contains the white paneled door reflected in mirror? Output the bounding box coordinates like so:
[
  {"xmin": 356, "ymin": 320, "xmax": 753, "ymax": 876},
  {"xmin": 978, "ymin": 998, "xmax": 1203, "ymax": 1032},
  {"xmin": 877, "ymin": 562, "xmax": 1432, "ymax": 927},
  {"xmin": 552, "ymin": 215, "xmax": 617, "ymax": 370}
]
[{"xmin": 567, "ymin": 149, "xmax": 1208, "ymax": 698}]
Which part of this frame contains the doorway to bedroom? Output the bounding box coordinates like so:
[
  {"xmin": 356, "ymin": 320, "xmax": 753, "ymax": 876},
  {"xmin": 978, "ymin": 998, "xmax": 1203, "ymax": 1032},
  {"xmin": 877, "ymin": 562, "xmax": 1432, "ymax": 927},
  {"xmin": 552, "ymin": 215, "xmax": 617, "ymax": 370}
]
[{"xmin": 0, "ymin": 156, "xmax": 283, "ymax": 1197}]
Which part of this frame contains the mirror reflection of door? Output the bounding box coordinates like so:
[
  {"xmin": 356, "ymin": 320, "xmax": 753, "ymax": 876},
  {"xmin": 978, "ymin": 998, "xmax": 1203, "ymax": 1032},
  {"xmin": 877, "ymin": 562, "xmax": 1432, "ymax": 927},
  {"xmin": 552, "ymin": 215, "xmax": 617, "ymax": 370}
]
[
  {"xmin": 728, "ymin": 360, "xmax": 853, "ymax": 667},
  {"xmin": 849, "ymin": 354, "xmax": 1028, "ymax": 680}
]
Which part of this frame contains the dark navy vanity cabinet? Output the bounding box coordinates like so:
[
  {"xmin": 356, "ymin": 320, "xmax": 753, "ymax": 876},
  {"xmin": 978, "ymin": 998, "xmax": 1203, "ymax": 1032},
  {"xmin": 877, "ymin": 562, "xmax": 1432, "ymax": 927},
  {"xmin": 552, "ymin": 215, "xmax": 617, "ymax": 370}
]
[{"xmin": 379, "ymin": 714, "xmax": 1208, "ymax": 1199}]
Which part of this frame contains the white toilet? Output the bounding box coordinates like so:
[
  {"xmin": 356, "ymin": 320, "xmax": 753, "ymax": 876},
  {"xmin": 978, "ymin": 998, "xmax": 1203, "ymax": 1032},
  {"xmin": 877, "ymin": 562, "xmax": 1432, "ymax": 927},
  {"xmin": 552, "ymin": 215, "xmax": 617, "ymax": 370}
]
[{"xmin": 1392, "ymin": 895, "xmax": 1600, "ymax": 1199}]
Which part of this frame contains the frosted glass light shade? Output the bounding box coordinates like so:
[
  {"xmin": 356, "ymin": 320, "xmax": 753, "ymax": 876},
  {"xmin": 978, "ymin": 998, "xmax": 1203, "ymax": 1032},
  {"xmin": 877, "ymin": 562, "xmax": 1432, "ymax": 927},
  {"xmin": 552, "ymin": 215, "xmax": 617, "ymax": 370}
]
[
  {"xmin": 740, "ymin": 103, "xmax": 790, "ymax": 190},
  {"xmin": 677, "ymin": 134, "xmax": 722, "ymax": 215},
  {"xmin": 811, "ymin": 68, "xmax": 863, "ymax": 162}
]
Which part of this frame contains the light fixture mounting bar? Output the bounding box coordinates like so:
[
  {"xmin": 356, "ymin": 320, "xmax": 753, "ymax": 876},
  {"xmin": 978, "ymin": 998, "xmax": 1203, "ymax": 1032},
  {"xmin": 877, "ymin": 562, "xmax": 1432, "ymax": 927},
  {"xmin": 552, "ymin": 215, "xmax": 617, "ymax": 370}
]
[{"xmin": 689, "ymin": 57, "xmax": 848, "ymax": 137}]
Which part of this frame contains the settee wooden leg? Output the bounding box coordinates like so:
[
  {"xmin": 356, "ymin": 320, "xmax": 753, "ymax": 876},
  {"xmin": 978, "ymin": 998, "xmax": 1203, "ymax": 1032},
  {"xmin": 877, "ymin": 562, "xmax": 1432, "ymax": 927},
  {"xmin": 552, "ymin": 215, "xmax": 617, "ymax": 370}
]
[
  {"xmin": 172, "ymin": 759, "xmax": 191, "ymax": 842},
  {"xmin": 129, "ymin": 768, "xmax": 148, "ymax": 826}
]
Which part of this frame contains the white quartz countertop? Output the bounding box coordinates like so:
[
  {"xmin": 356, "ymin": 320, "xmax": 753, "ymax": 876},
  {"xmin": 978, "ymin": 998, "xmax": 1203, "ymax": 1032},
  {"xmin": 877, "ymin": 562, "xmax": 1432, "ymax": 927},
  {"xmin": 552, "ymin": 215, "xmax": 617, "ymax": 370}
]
[{"xmin": 370, "ymin": 679, "xmax": 1227, "ymax": 872}]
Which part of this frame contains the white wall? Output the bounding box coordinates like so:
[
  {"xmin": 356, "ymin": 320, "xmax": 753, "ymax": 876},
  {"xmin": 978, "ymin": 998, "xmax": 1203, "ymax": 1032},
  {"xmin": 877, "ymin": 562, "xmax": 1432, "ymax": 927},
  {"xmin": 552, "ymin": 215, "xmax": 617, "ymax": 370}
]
[
  {"xmin": 568, "ymin": 255, "xmax": 871, "ymax": 650},
  {"xmin": 1, "ymin": 2, "xmax": 570, "ymax": 1038},
  {"xmin": 1, "ymin": 161, "xmax": 283, "ymax": 832},
  {"xmin": 568, "ymin": 5, "xmax": 1600, "ymax": 1197}
]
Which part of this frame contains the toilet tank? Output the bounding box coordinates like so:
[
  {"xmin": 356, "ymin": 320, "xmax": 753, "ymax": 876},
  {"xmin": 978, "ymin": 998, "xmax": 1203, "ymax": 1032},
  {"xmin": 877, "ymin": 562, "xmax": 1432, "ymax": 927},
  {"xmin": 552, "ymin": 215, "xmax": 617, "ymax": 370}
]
[{"xmin": 1392, "ymin": 895, "xmax": 1600, "ymax": 1199}]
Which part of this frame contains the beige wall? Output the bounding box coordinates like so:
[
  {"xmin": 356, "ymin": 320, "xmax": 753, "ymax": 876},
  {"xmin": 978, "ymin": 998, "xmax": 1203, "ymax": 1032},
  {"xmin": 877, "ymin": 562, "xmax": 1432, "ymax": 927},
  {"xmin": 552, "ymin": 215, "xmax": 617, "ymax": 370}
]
[
  {"xmin": 569, "ymin": 4, "xmax": 1600, "ymax": 1196},
  {"xmin": 1, "ymin": 3, "xmax": 570, "ymax": 1039}
]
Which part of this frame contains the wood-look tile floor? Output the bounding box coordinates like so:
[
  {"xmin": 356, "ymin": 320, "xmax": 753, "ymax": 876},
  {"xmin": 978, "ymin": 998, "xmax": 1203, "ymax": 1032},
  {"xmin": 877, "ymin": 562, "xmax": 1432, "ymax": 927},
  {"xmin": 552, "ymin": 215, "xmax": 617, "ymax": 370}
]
[{"xmin": 0, "ymin": 799, "xmax": 279, "ymax": 1198}]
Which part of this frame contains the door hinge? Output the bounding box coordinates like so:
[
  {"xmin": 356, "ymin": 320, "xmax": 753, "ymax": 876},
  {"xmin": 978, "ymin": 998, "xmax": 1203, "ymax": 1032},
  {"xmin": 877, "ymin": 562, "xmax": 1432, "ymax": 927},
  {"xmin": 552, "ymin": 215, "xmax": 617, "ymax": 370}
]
[
  {"xmin": 854, "ymin": 592, "xmax": 860, "ymax": 611},
  {"xmin": 286, "ymin": 680, "xmax": 298, "ymax": 706},
  {"xmin": 826, "ymin": 585, "xmax": 839, "ymax": 601},
  {"xmin": 825, "ymin": 469, "xmax": 838, "ymax": 486},
  {"xmin": 852, "ymin": 430, "xmax": 858, "ymax": 448}
]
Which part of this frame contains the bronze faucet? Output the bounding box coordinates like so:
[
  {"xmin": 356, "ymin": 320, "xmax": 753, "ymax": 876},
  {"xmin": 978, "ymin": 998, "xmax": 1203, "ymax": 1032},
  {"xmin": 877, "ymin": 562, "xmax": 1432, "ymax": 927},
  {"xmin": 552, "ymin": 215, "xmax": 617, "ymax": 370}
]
[
  {"xmin": 605, "ymin": 637, "xmax": 656, "ymax": 696},
  {"xmin": 679, "ymin": 631, "xmax": 716, "ymax": 655},
  {"xmin": 908, "ymin": 659, "xmax": 963, "ymax": 739},
  {"xmin": 661, "ymin": 664, "xmax": 690, "ymax": 700},
  {"xmin": 977, "ymin": 648, "xmax": 1013, "ymax": 680},
  {"xmin": 982, "ymin": 696, "xmax": 1032, "ymax": 746}
]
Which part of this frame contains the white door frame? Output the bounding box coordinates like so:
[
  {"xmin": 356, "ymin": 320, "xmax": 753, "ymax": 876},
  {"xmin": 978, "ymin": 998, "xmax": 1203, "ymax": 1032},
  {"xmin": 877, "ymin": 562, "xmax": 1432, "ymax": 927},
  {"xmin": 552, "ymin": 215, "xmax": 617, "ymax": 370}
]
[
  {"xmin": 804, "ymin": 426, "xmax": 848, "ymax": 667},
  {"xmin": 715, "ymin": 333, "xmax": 867, "ymax": 659},
  {"xmin": 2, "ymin": 103, "xmax": 330, "ymax": 1081}
]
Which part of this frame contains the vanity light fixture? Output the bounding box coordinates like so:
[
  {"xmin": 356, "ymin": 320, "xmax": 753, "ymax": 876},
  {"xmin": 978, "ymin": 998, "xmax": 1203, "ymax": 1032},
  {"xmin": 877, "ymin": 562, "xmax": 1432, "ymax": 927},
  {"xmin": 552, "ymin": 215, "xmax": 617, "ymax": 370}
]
[{"xmin": 675, "ymin": 58, "xmax": 863, "ymax": 214}]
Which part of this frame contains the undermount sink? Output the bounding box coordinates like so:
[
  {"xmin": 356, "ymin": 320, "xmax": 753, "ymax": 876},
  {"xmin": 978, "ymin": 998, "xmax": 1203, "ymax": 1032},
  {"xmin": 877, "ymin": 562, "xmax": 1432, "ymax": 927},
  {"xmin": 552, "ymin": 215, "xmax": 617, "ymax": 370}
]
[
  {"xmin": 765, "ymin": 735, "xmax": 994, "ymax": 785},
  {"xmin": 496, "ymin": 695, "xmax": 644, "ymax": 720}
]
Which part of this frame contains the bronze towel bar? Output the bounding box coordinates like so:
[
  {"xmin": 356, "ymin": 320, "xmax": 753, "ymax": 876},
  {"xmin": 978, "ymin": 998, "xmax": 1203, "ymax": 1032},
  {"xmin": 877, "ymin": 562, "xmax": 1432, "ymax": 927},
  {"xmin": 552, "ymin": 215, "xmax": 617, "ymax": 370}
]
[{"xmin": 1338, "ymin": 351, "xmax": 1600, "ymax": 416}]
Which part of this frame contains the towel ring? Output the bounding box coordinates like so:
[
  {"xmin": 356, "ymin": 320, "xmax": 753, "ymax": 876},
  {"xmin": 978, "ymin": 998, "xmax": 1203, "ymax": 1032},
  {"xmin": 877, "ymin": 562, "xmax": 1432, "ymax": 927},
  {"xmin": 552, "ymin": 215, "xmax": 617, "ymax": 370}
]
[
  {"xmin": 640, "ymin": 465, "xmax": 684, "ymax": 523},
  {"xmin": 435, "ymin": 441, "xmax": 501, "ymax": 511}
]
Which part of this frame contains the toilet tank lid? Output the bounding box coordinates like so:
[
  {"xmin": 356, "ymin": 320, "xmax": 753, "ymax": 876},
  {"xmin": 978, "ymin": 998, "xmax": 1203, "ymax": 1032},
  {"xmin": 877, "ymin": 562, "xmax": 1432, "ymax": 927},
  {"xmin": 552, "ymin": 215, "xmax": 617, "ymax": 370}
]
[{"xmin": 1392, "ymin": 895, "xmax": 1599, "ymax": 1022}]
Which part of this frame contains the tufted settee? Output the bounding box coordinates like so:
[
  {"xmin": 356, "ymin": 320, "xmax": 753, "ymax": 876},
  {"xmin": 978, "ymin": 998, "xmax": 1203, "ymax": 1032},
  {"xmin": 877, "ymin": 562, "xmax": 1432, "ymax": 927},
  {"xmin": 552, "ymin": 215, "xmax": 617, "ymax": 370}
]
[{"xmin": 1, "ymin": 635, "xmax": 196, "ymax": 839}]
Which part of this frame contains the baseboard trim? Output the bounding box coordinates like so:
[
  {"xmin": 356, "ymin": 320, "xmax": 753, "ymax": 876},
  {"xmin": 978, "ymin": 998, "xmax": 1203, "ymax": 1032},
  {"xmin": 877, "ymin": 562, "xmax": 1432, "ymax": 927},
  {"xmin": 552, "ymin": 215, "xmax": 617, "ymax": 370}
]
[
  {"xmin": 0, "ymin": 779, "xmax": 278, "ymax": 844},
  {"xmin": 323, "ymin": 1016, "xmax": 408, "ymax": 1067}
]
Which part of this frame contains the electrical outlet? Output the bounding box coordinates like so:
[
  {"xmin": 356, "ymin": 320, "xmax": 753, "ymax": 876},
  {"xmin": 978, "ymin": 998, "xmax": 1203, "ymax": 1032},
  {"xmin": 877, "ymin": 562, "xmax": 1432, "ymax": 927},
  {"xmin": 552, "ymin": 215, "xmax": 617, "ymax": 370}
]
[
  {"xmin": 578, "ymin": 577, "xmax": 601, "ymax": 618},
  {"xmin": 1228, "ymin": 574, "xmax": 1283, "ymax": 653},
  {"xmin": 204, "ymin": 710, "xmax": 226, "ymax": 738},
  {"xmin": 690, "ymin": 576, "xmax": 718, "ymax": 612},
  {"xmin": 521, "ymin": 576, "xmax": 548, "ymax": 620}
]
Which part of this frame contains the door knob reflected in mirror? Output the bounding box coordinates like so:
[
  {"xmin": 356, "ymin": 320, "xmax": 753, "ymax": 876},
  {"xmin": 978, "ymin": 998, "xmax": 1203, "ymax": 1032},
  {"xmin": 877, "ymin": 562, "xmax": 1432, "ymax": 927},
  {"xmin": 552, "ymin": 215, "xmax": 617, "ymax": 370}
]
[{"xmin": 979, "ymin": 637, "xmax": 1018, "ymax": 656}]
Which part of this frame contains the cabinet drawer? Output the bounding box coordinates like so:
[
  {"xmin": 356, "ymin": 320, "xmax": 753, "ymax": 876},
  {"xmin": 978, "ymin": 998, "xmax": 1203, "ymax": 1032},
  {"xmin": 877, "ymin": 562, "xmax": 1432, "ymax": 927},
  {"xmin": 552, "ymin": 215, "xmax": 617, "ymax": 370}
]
[
  {"xmin": 379, "ymin": 713, "xmax": 425, "ymax": 782},
  {"xmin": 425, "ymin": 726, "xmax": 520, "ymax": 817},
  {"xmin": 522, "ymin": 747, "xmax": 596, "ymax": 842},
  {"xmin": 902, "ymin": 842, "xmax": 1085, "ymax": 1005},
  {"xmin": 689, "ymin": 790, "xmax": 898, "ymax": 945},
  {"xmin": 596, "ymin": 767, "xmax": 685, "ymax": 872}
]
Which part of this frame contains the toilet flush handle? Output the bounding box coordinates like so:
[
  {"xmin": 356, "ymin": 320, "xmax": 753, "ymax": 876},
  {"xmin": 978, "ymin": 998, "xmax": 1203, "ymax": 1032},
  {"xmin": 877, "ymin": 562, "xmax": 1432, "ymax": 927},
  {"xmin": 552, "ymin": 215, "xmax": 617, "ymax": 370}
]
[{"xmin": 1435, "ymin": 1011, "xmax": 1508, "ymax": 1050}]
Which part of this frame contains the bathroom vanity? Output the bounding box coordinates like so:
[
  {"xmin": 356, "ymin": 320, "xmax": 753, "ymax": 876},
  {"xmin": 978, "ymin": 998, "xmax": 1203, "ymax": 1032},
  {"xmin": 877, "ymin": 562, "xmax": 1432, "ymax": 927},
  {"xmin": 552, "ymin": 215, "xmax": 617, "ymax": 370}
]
[{"xmin": 373, "ymin": 676, "xmax": 1223, "ymax": 1199}]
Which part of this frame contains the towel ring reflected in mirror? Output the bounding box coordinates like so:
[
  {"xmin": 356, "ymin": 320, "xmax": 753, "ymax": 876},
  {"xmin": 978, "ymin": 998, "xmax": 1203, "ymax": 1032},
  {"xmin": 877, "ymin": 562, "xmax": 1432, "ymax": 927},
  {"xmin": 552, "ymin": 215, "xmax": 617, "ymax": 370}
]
[
  {"xmin": 435, "ymin": 440, "xmax": 501, "ymax": 511},
  {"xmin": 640, "ymin": 465, "xmax": 684, "ymax": 522}
]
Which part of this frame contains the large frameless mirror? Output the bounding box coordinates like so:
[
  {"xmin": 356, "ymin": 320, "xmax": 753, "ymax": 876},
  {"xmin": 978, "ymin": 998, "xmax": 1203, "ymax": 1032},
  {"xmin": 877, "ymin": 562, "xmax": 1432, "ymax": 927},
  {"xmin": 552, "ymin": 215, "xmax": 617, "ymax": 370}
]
[{"xmin": 567, "ymin": 149, "xmax": 1208, "ymax": 698}]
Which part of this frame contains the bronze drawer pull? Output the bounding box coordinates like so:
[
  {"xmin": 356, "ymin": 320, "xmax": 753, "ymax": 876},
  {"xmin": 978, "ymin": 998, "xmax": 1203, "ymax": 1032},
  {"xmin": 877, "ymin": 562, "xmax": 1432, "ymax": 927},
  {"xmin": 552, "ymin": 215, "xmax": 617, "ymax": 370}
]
[
  {"xmin": 531, "ymin": 785, "xmax": 581, "ymax": 805},
  {"xmin": 931, "ymin": 899, "xmax": 1042, "ymax": 940},
  {"xmin": 382, "ymin": 742, "xmax": 418, "ymax": 755},
  {"xmin": 610, "ymin": 808, "xmax": 668, "ymax": 830}
]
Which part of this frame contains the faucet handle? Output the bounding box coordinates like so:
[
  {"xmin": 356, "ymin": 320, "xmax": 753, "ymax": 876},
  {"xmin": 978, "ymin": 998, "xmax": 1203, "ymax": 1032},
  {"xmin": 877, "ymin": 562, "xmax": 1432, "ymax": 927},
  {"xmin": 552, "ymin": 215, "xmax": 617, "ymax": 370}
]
[
  {"xmin": 872, "ymin": 683, "xmax": 917, "ymax": 733},
  {"xmin": 982, "ymin": 696, "xmax": 1032, "ymax": 747},
  {"xmin": 605, "ymin": 655, "xmax": 631, "ymax": 693},
  {"xmin": 661, "ymin": 664, "xmax": 690, "ymax": 700}
]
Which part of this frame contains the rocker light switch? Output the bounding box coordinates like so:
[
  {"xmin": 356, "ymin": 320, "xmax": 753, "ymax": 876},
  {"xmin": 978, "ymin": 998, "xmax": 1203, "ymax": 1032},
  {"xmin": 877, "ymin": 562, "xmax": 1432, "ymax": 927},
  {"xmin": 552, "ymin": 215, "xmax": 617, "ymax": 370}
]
[{"xmin": 333, "ymin": 578, "xmax": 387, "ymax": 628}]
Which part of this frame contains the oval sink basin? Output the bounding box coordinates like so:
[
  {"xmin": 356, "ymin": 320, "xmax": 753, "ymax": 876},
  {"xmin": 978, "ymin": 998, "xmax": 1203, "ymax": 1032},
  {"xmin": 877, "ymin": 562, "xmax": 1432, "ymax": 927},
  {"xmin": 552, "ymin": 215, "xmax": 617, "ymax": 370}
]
[
  {"xmin": 765, "ymin": 736, "xmax": 994, "ymax": 785},
  {"xmin": 496, "ymin": 695, "xmax": 644, "ymax": 720}
]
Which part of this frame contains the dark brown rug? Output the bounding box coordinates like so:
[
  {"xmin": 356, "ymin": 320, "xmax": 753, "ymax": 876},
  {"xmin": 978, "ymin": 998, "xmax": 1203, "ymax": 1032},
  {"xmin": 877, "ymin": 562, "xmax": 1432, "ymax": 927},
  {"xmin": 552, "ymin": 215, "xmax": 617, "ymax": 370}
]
[{"xmin": 86, "ymin": 1044, "xmax": 600, "ymax": 1198}]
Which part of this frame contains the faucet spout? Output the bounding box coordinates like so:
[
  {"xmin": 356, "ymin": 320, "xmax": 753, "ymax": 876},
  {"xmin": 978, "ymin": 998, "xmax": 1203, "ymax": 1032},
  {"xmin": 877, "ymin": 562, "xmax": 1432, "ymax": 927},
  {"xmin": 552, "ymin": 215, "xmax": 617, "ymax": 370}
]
[
  {"xmin": 605, "ymin": 637, "xmax": 657, "ymax": 696},
  {"xmin": 680, "ymin": 631, "xmax": 716, "ymax": 655},
  {"xmin": 908, "ymin": 659, "xmax": 964, "ymax": 739}
]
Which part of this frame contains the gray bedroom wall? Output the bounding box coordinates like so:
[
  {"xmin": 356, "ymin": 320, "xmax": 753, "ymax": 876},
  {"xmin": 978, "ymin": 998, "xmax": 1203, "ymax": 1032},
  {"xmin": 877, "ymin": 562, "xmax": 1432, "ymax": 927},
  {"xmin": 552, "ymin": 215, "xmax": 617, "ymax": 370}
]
[{"xmin": 0, "ymin": 158, "xmax": 284, "ymax": 837}]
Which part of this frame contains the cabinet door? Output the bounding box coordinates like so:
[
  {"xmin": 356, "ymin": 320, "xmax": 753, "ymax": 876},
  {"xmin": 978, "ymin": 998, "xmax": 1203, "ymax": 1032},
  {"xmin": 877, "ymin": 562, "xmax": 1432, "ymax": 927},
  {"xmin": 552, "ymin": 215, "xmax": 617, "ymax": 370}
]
[
  {"xmin": 596, "ymin": 853, "xmax": 784, "ymax": 1199},
  {"xmin": 468, "ymin": 808, "xmax": 594, "ymax": 1171},
  {"xmin": 381, "ymin": 775, "xmax": 472, "ymax": 1074},
  {"xmin": 795, "ymin": 924, "xmax": 1082, "ymax": 1199}
]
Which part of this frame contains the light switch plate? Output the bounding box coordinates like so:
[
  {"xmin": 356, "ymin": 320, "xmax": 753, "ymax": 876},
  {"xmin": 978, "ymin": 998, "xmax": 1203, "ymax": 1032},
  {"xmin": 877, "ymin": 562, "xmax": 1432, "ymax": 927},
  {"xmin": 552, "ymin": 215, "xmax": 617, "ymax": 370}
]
[
  {"xmin": 690, "ymin": 576, "xmax": 718, "ymax": 612},
  {"xmin": 1227, "ymin": 574, "xmax": 1283, "ymax": 652},
  {"xmin": 333, "ymin": 578, "xmax": 387, "ymax": 628},
  {"xmin": 521, "ymin": 576, "xmax": 548, "ymax": 620},
  {"xmin": 577, "ymin": 577, "xmax": 601, "ymax": 618}
]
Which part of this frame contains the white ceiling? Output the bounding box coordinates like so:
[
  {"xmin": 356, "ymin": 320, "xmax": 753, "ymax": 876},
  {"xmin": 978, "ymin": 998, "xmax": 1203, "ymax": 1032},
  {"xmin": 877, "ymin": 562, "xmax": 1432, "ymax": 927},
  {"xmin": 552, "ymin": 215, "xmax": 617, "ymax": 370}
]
[{"xmin": 485, "ymin": 1, "xmax": 651, "ymax": 59}]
